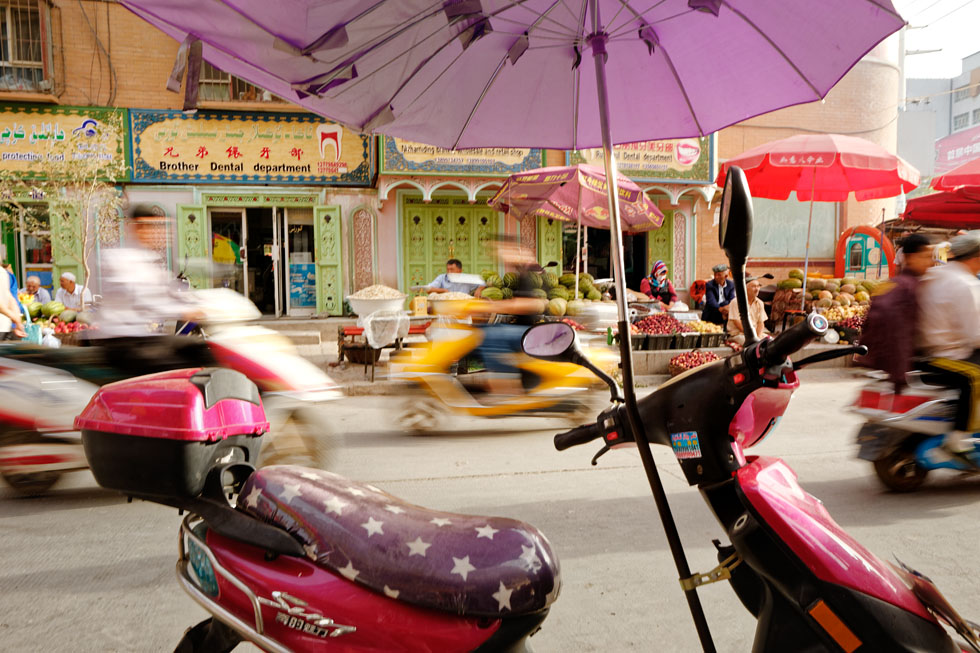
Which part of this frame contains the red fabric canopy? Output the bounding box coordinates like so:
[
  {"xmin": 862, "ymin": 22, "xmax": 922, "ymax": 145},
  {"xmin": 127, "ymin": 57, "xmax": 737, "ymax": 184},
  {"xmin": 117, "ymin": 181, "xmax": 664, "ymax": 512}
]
[
  {"xmin": 715, "ymin": 133, "xmax": 920, "ymax": 201},
  {"xmin": 901, "ymin": 187, "xmax": 980, "ymax": 229},
  {"xmin": 930, "ymin": 157, "xmax": 980, "ymax": 191}
]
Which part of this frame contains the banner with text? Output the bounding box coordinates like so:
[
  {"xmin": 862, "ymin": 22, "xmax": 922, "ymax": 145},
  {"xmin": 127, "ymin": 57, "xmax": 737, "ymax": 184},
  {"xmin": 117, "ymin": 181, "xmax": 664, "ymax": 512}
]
[
  {"xmin": 130, "ymin": 110, "xmax": 374, "ymax": 185},
  {"xmin": 0, "ymin": 105, "xmax": 129, "ymax": 180},
  {"xmin": 380, "ymin": 136, "xmax": 543, "ymax": 177},
  {"xmin": 567, "ymin": 136, "xmax": 713, "ymax": 184}
]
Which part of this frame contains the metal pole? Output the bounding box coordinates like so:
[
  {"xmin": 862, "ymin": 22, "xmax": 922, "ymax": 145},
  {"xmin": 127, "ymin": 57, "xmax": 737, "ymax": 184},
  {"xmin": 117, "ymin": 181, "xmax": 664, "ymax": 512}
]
[
  {"xmin": 589, "ymin": 1, "xmax": 715, "ymax": 650},
  {"xmin": 575, "ymin": 176, "xmax": 583, "ymax": 297},
  {"xmin": 800, "ymin": 169, "xmax": 817, "ymax": 311}
]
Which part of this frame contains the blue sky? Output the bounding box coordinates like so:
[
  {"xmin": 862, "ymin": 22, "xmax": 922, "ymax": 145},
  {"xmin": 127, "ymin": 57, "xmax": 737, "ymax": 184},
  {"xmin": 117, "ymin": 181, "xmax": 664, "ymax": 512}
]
[{"xmin": 894, "ymin": 0, "xmax": 980, "ymax": 79}]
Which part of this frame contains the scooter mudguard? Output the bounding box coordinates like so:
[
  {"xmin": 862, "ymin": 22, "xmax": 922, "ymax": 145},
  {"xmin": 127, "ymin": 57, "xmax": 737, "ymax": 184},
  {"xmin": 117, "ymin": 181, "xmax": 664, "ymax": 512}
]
[
  {"xmin": 738, "ymin": 457, "xmax": 932, "ymax": 620},
  {"xmin": 855, "ymin": 422, "xmax": 910, "ymax": 461},
  {"xmin": 201, "ymin": 528, "xmax": 507, "ymax": 652}
]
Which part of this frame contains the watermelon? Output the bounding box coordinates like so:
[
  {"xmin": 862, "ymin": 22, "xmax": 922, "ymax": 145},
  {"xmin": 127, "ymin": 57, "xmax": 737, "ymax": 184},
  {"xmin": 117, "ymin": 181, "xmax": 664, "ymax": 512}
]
[
  {"xmin": 586, "ymin": 289, "xmax": 601, "ymax": 301},
  {"xmin": 547, "ymin": 286, "xmax": 570, "ymax": 301},
  {"xmin": 529, "ymin": 273, "xmax": 544, "ymax": 289},
  {"xmin": 788, "ymin": 268, "xmax": 805, "ymax": 280},
  {"xmin": 542, "ymin": 272, "xmax": 558, "ymax": 289},
  {"xmin": 546, "ymin": 297, "xmax": 567, "ymax": 316},
  {"xmin": 59, "ymin": 310, "xmax": 77, "ymax": 323},
  {"xmin": 579, "ymin": 272, "xmax": 595, "ymax": 285},
  {"xmin": 558, "ymin": 273, "xmax": 578, "ymax": 287},
  {"xmin": 530, "ymin": 288, "xmax": 547, "ymax": 299},
  {"xmin": 777, "ymin": 278, "xmax": 803, "ymax": 290},
  {"xmin": 503, "ymin": 272, "xmax": 519, "ymax": 289},
  {"xmin": 41, "ymin": 301, "xmax": 65, "ymax": 317},
  {"xmin": 481, "ymin": 287, "xmax": 504, "ymax": 301},
  {"xmin": 501, "ymin": 287, "xmax": 514, "ymax": 299},
  {"xmin": 484, "ymin": 274, "xmax": 502, "ymax": 289},
  {"xmin": 28, "ymin": 302, "xmax": 43, "ymax": 318},
  {"xmin": 565, "ymin": 299, "xmax": 586, "ymax": 316}
]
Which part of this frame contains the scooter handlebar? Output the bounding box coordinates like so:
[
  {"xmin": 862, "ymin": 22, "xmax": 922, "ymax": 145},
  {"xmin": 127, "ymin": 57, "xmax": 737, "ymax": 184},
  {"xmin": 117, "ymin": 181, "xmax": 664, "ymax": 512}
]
[
  {"xmin": 759, "ymin": 313, "xmax": 829, "ymax": 368},
  {"xmin": 554, "ymin": 422, "xmax": 602, "ymax": 451}
]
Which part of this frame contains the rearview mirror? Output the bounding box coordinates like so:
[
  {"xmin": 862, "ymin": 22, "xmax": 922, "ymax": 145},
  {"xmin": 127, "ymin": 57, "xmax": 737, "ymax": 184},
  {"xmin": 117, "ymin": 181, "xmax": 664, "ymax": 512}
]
[
  {"xmin": 718, "ymin": 165, "xmax": 753, "ymax": 264},
  {"xmin": 522, "ymin": 322, "xmax": 576, "ymax": 360}
]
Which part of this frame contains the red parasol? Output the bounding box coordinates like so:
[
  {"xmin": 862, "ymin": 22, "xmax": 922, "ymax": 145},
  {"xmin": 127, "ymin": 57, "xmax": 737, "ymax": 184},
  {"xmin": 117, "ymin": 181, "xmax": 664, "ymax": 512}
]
[
  {"xmin": 901, "ymin": 187, "xmax": 980, "ymax": 229},
  {"xmin": 930, "ymin": 157, "xmax": 980, "ymax": 192}
]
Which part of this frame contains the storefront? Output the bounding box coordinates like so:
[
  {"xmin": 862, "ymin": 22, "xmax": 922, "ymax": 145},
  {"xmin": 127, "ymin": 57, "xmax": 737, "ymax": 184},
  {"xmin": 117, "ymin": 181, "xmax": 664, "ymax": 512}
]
[
  {"xmin": 377, "ymin": 137, "xmax": 557, "ymax": 292},
  {"xmin": 128, "ymin": 109, "xmax": 375, "ymax": 316},
  {"xmin": 0, "ymin": 104, "xmax": 129, "ymax": 293}
]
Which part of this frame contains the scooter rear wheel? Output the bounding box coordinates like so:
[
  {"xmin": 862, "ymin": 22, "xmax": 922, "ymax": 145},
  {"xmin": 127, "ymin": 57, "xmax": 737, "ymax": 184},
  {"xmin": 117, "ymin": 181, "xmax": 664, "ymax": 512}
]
[
  {"xmin": 174, "ymin": 618, "xmax": 240, "ymax": 653},
  {"xmin": 873, "ymin": 446, "xmax": 928, "ymax": 492}
]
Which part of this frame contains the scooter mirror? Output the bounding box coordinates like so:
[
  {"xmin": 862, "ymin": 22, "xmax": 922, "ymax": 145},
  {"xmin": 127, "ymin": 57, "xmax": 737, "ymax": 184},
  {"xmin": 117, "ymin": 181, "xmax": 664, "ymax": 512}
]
[
  {"xmin": 718, "ymin": 165, "xmax": 753, "ymax": 264},
  {"xmin": 522, "ymin": 322, "xmax": 577, "ymax": 361}
]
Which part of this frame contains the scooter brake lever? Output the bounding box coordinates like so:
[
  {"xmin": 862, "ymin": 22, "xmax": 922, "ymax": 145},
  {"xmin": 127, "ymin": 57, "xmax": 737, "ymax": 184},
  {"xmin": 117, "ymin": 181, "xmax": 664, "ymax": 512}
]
[{"xmin": 590, "ymin": 444, "xmax": 611, "ymax": 466}]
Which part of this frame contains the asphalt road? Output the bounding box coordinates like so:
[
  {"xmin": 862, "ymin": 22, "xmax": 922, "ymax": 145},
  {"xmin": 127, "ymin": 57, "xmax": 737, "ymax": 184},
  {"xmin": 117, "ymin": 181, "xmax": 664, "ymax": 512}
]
[{"xmin": 1, "ymin": 369, "xmax": 977, "ymax": 652}]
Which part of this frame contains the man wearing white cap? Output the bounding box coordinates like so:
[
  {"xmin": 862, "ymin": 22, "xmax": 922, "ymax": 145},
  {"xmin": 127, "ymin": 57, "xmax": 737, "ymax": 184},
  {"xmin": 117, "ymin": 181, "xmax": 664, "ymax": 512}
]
[
  {"xmin": 917, "ymin": 231, "xmax": 980, "ymax": 458},
  {"xmin": 54, "ymin": 271, "xmax": 93, "ymax": 311}
]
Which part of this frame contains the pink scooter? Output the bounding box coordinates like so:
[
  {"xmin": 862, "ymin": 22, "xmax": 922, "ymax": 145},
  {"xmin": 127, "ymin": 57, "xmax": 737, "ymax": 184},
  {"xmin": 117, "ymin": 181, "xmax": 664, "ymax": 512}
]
[{"xmin": 76, "ymin": 367, "xmax": 559, "ymax": 652}]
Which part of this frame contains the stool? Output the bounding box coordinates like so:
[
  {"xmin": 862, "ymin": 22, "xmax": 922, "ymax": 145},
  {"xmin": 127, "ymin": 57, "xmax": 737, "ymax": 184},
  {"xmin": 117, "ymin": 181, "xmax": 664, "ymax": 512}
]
[{"xmin": 781, "ymin": 309, "xmax": 806, "ymax": 332}]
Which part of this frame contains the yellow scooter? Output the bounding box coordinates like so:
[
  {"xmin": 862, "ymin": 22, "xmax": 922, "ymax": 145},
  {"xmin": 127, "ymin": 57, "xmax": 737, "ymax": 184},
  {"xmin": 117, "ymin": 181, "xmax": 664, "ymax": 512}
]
[{"xmin": 389, "ymin": 307, "xmax": 617, "ymax": 432}]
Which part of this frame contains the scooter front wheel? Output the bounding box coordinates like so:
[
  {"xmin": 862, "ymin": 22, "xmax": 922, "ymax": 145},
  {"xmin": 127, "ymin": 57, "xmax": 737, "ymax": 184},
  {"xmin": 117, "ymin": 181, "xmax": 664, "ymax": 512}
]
[
  {"xmin": 1, "ymin": 470, "xmax": 61, "ymax": 495},
  {"xmin": 398, "ymin": 397, "xmax": 444, "ymax": 433},
  {"xmin": 174, "ymin": 618, "xmax": 240, "ymax": 653},
  {"xmin": 873, "ymin": 446, "xmax": 928, "ymax": 492}
]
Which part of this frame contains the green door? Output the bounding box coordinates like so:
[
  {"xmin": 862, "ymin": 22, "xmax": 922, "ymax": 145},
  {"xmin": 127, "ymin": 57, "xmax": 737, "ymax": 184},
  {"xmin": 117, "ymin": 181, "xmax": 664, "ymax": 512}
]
[
  {"xmin": 647, "ymin": 209, "xmax": 674, "ymax": 284},
  {"xmin": 537, "ymin": 217, "xmax": 563, "ymax": 268},
  {"xmin": 313, "ymin": 205, "xmax": 344, "ymax": 315},
  {"xmin": 176, "ymin": 205, "xmax": 208, "ymax": 289},
  {"xmin": 50, "ymin": 208, "xmax": 84, "ymax": 283},
  {"xmin": 402, "ymin": 197, "xmax": 499, "ymax": 294}
]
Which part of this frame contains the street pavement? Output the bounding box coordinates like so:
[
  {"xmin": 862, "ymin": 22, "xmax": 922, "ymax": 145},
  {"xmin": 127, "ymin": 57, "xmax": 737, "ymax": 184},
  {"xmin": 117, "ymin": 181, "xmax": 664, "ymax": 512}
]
[{"xmin": 0, "ymin": 369, "xmax": 977, "ymax": 652}]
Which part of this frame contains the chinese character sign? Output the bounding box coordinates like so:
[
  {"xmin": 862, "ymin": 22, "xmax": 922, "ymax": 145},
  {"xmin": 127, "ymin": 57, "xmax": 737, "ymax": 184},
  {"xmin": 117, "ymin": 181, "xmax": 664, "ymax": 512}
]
[{"xmin": 130, "ymin": 110, "xmax": 374, "ymax": 185}]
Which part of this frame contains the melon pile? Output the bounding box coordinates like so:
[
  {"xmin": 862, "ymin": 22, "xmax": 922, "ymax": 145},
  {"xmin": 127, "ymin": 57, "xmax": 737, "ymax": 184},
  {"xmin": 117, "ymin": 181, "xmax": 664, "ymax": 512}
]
[
  {"xmin": 479, "ymin": 268, "xmax": 612, "ymax": 317},
  {"xmin": 776, "ymin": 269, "xmax": 877, "ymax": 310}
]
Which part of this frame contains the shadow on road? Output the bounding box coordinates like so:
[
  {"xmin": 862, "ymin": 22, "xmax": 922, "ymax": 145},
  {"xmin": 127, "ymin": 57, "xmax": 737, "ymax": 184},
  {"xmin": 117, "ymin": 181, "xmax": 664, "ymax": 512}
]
[{"xmin": 0, "ymin": 485, "xmax": 125, "ymax": 516}]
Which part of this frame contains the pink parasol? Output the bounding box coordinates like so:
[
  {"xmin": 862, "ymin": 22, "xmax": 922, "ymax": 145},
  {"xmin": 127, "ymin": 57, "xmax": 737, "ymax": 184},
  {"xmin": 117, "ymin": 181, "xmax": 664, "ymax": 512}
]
[{"xmin": 489, "ymin": 164, "xmax": 664, "ymax": 232}]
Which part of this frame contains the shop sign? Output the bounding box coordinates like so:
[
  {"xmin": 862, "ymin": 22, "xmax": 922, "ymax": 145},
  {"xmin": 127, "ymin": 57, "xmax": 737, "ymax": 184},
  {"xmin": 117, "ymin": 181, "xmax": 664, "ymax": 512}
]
[
  {"xmin": 130, "ymin": 110, "xmax": 374, "ymax": 186},
  {"xmin": 935, "ymin": 124, "xmax": 980, "ymax": 176},
  {"xmin": 0, "ymin": 105, "xmax": 129, "ymax": 180},
  {"xmin": 380, "ymin": 136, "xmax": 543, "ymax": 177},
  {"xmin": 567, "ymin": 136, "xmax": 714, "ymax": 184}
]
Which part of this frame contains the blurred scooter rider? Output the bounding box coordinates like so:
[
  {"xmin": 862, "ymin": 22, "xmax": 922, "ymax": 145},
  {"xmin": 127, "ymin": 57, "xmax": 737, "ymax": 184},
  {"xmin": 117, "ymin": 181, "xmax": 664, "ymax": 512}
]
[
  {"xmin": 468, "ymin": 236, "xmax": 547, "ymax": 398},
  {"xmin": 916, "ymin": 231, "xmax": 980, "ymax": 458},
  {"xmin": 92, "ymin": 217, "xmax": 203, "ymax": 371}
]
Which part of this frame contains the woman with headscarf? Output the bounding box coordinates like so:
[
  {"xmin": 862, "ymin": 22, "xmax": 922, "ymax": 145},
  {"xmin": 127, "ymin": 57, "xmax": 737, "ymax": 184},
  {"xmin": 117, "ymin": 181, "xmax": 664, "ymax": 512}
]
[{"xmin": 640, "ymin": 260, "xmax": 677, "ymax": 308}]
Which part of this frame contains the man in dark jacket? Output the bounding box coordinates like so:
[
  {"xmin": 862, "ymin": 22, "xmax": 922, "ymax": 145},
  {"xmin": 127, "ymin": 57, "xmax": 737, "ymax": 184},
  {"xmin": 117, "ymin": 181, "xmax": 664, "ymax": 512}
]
[
  {"xmin": 702, "ymin": 263, "xmax": 735, "ymax": 325},
  {"xmin": 856, "ymin": 233, "xmax": 933, "ymax": 389}
]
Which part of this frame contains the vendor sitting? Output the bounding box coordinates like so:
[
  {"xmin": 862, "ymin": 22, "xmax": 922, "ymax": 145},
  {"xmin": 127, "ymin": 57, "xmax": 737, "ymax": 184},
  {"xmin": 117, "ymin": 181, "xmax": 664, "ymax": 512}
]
[
  {"xmin": 640, "ymin": 260, "xmax": 677, "ymax": 308},
  {"xmin": 20, "ymin": 275, "xmax": 51, "ymax": 304},
  {"xmin": 727, "ymin": 275, "xmax": 769, "ymax": 345},
  {"xmin": 702, "ymin": 263, "xmax": 735, "ymax": 325},
  {"xmin": 426, "ymin": 259, "xmax": 483, "ymax": 295}
]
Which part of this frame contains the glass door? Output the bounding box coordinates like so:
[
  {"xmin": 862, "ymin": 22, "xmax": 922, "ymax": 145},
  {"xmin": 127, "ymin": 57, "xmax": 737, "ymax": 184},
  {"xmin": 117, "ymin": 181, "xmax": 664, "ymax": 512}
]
[
  {"xmin": 209, "ymin": 209, "xmax": 247, "ymax": 296},
  {"xmin": 283, "ymin": 207, "xmax": 315, "ymax": 316}
]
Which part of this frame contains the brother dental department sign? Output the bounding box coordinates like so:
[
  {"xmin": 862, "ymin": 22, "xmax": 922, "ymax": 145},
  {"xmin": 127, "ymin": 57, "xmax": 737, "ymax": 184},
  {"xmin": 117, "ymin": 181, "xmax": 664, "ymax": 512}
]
[{"xmin": 129, "ymin": 110, "xmax": 374, "ymax": 186}]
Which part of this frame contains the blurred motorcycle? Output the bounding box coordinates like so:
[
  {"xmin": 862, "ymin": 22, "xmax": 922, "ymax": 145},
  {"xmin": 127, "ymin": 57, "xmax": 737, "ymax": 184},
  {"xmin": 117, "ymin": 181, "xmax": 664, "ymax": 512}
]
[
  {"xmin": 850, "ymin": 370, "xmax": 980, "ymax": 491},
  {"xmin": 388, "ymin": 304, "xmax": 617, "ymax": 432},
  {"xmin": 0, "ymin": 289, "xmax": 341, "ymax": 495}
]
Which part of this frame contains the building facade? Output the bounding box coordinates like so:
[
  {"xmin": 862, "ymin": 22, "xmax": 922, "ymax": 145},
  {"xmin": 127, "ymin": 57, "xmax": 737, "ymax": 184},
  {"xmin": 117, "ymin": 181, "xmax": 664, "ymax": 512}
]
[{"xmin": 0, "ymin": 1, "xmax": 904, "ymax": 314}]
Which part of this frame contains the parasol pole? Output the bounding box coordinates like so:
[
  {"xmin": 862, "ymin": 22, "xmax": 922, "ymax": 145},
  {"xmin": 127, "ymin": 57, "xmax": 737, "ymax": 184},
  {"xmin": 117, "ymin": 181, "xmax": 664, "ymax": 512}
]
[
  {"xmin": 575, "ymin": 172, "xmax": 583, "ymax": 297},
  {"xmin": 800, "ymin": 168, "xmax": 817, "ymax": 311},
  {"xmin": 589, "ymin": 1, "xmax": 715, "ymax": 650}
]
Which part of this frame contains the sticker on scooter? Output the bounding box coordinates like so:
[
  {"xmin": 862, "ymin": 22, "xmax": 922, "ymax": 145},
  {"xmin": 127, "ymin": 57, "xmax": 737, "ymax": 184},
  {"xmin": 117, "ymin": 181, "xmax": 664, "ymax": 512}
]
[
  {"xmin": 671, "ymin": 431, "xmax": 702, "ymax": 460},
  {"xmin": 257, "ymin": 591, "xmax": 356, "ymax": 638}
]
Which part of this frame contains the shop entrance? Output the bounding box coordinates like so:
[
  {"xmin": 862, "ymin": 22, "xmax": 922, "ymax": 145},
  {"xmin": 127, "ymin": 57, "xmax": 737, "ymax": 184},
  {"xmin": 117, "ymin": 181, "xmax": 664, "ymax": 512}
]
[
  {"xmin": 401, "ymin": 196, "xmax": 500, "ymax": 292},
  {"xmin": 207, "ymin": 207, "xmax": 316, "ymax": 316}
]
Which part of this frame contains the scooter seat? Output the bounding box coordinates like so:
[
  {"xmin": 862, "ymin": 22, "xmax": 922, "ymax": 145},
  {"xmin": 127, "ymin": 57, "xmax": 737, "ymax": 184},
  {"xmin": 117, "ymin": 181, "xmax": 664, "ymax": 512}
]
[{"xmin": 238, "ymin": 465, "xmax": 560, "ymax": 618}]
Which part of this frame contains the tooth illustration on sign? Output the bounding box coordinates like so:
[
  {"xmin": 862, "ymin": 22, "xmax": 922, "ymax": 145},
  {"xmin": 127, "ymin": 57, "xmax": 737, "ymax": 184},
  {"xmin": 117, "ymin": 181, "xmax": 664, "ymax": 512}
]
[{"xmin": 316, "ymin": 124, "xmax": 342, "ymax": 161}]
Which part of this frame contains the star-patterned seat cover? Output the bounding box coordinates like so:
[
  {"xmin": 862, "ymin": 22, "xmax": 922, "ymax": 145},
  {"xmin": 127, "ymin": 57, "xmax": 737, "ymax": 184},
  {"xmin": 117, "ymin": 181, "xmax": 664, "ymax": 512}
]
[{"xmin": 238, "ymin": 465, "xmax": 561, "ymax": 617}]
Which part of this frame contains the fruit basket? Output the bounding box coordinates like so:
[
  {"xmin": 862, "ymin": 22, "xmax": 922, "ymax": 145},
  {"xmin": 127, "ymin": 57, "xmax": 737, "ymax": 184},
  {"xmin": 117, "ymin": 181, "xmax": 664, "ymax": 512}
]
[
  {"xmin": 668, "ymin": 350, "xmax": 720, "ymax": 377},
  {"xmin": 674, "ymin": 333, "xmax": 700, "ymax": 351}
]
